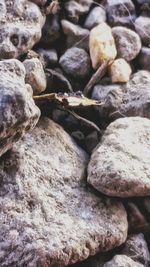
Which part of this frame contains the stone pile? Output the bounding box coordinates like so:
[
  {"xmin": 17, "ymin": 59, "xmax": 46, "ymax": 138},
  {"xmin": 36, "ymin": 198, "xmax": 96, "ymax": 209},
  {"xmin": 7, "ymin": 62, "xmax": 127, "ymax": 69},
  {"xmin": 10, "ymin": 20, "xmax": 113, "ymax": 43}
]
[{"xmin": 0, "ymin": 0, "xmax": 150, "ymax": 266}]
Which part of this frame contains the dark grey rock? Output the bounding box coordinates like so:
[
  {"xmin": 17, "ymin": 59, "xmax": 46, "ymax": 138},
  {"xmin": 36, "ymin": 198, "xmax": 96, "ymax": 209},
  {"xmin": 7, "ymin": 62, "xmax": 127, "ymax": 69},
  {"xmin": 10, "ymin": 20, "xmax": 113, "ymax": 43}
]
[
  {"xmin": 84, "ymin": 6, "xmax": 106, "ymax": 30},
  {"xmin": 37, "ymin": 48, "xmax": 58, "ymax": 67},
  {"xmin": 59, "ymin": 47, "xmax": 91, "ymax": 80},
  {"xmin": 85, "ymin": 131, "xmax": 99, "ymax": 153},
  {"xmin": 138, "ymin": 47, "xmax": 150, "ymax": 71},
  {"xmin": 135, "ymin": 16, "xmax": 150, "ymax": 46},
  {"xmin": 42, "ymin": 14, "xmax": 60, "ymax": 45},
  {"xmin": 0, "ymin": 59, "xmax": 40, "ymax": 157}
]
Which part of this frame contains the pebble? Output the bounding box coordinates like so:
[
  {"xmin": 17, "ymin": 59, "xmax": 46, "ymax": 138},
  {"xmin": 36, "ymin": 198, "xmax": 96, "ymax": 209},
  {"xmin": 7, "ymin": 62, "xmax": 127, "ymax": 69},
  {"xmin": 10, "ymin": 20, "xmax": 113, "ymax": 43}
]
[
  {"xmin": 89, "ymin": 22, "xmax": 117, "ymax": 69},
  {"xmin": 135, "ymin": 16, "xmax": 150, "ymax": 46},
  {"xmin": 112, "ymin": 26, "xmax": 142, "ymax": 61},
  {"xmin": 42, "ymin": 14, "xmax": 60, "ymax": 45},
  {"xmin": 36, "ymin": 48, "xmax": 58, "ymax": 67},
  {"xmin": 103, "ymin": 255, "xmax": 144, "ymax": 267},
  {"xmin": 109, "ymin": 58, "xmax": 132, "ymax": 83},
  {"xmin": 84, "ymin": 6, "xmax": 106, "ymax": 30}
]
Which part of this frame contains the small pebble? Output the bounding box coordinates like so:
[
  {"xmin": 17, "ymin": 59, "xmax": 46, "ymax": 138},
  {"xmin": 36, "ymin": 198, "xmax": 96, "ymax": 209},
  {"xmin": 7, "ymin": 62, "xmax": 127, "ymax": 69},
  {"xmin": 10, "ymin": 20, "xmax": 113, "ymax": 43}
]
[{"xmin": 109, "ymin": 58, "xmax": 132, "ymax": 83}]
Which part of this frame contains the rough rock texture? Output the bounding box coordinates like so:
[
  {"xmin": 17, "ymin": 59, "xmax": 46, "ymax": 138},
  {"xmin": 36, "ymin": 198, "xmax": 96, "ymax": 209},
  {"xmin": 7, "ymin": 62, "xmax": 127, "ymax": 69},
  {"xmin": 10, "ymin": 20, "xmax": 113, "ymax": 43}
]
[
  {"xmin": 103, "ymin": 255, "xmax": 144, "ymax": 267},
  {"xmin": 0, "ymin": 58, "xmax": 40, "ymax": 157},
  {"xmin": 0, "ymin": 0, "xmax": 45, "ymax": 59},
  {"xmin": 87, "ymin": 117, "xmax": 150, "ymax": 198},
  {"xmin": 0, "ymin": 117, "xmax": 128, "ymax": 267},
  {"xmin": 23, "ymin": 58, "xmax": 47, "ymax": 95},
  {"xmin": 135, "ymin": 16, "xmax": 150, "ymax": 46},
  {"xmin": 92, "ymin": 70, "xmax": 150, "ymax": 119},
  {"xmin": 122, "ymin": 234, "xmax": 150, "ymax": 266},
  {"xmin": 112, "ymin": 26, "xmax": 141, "ymax": 61},
  {"xmin": 109, "ymin": 58, "xmax": 132, "ymax": 83}
]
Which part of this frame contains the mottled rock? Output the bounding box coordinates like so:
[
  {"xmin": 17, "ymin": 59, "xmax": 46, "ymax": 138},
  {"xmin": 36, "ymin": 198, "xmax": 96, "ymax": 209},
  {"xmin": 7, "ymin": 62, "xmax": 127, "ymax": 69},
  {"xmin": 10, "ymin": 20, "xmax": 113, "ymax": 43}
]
[
  {"xmin": 0, "ymin": 0, "xmax": 45, "ymax": 59},
  {"xmin": 138, "ymin": 47, "xmax": 150, "ymax": 71},
  {"xmin": 37, "ymin": 48, "xmax": 58, "ymax": 67},
  {"xmin": 42, "ymin": 14, "xmax": 60, "ymax": 45},
  {"xmin": 112, "ymin": 26, "xmax": 141, "ymax": 61},
  {"xmin": 88, "ymin": 117, "xmax": 150, "ymax": 197},
  {"xmin": 0, "ymin": 59, "xmax": 40, "ymax": 157},
  {"xmin": 135, "ymin": 16, "xmax": 150, "ymax": 46},
  {"xmin": 122, "ymin": 234, "xmax": 150, "ymax": 266},
  {"xmin": 106, "ymin": 0, "xmax": 136, "ymax": 27},
  {"xmin": 23, "ymin": 58, "xmax": 46, "ymax": 95},
  {"xmin": 59, "ymin": 47, "xmax": 91, "ymax": 79},
  {"xmin": 92, "ymin": 70, "xmax": 150, "ymax": 119},
  {"xmin": 64, "ymin": 0, "xmax": 92, "ymax": 23},
  {"xmin": 109, "ymin": 58, "xmax": 132, "ymax": 83},
  {"xmin": 0, "ymin": 117, "xmax": 128, "ymax": 266},
  {"xmin": 103, "ymin": 255, "xmax": 144, "ymax": 267},
  {"xmin": 89, "ymin": 23, "xmax": 117, "ymax": 70},
  {"xmin": 84, "ymin": 7, "xmax": 106, "ymax": 30}
]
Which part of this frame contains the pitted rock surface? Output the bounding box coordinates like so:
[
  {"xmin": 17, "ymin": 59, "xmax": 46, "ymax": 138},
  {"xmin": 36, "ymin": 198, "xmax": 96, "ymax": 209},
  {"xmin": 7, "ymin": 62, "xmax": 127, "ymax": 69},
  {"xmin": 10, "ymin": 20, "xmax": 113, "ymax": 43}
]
[
  {"xmin": 0, "ymin": 117, "xmax": 128, "ymax": 267},
  {"xmin": 88, "ymin": 117, "xmax": 150, "ymax": 198},
  {"xmin": 0, "ymin": 58, "xmax": 40, "ymax": 157},
  {"xmin": 0, "ymin": 0, "xmax": 45, "ymax": 59}
]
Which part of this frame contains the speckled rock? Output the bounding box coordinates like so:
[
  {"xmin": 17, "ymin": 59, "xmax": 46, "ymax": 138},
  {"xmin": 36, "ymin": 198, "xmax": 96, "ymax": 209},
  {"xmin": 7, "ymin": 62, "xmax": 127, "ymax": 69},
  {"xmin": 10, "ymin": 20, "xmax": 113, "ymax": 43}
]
[
  {"xmin": 103, "ymin": 255, "xmax": 144, "ymax": 267},
  {"xmin": 0, "ymin": 117, "xmax": 128, "ymax": 267},
  {"xmin": 59, "ymin": 47, "xmax": 91, "ymax": 79},
  {"xmin": 0, "ymin": 0, "xmax": 45, "ymax": 59},
  {"xmin": 135, "ymin": 16, "xmax": 150, "ymax": 46},
  {"xmin": 112, "ymin": 26, "xmax": 141, "ymax": 61},
  {"xmin": 0, "ymin": 59, "xmax": 40, "ymax": 157},
  {"xmin": 23, "ymin": 58, "xmax": 47, "ymax": 95},
  {"xmin": 138, "ymin": 47, "xmax": 150, "ymax": 71},
  {"xmin": 84, "ymin": 6, "xmax": 106, "ymax": 30},
  {"xmin": 109, "ymin": 58, "xmax": 132, "ymax": 83},
  {"xmin": 88, "ymin": 117, "xmax": 150, "ymax": 198}
]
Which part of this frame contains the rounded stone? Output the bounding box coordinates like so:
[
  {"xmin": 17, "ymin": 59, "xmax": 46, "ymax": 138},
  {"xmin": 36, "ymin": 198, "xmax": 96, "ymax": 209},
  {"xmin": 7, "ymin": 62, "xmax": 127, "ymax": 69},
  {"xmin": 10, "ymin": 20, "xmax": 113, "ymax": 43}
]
[
  {"xmin": 135, "ymin": 16, "xmax": 150, "ymax": 46},
  {"xmin": 109, "ymin": 58, "xmax": 132, "ymax": 83},
  {"xmin": 84, "ymin": 6, "xmax": 106, "ymax": 30}
]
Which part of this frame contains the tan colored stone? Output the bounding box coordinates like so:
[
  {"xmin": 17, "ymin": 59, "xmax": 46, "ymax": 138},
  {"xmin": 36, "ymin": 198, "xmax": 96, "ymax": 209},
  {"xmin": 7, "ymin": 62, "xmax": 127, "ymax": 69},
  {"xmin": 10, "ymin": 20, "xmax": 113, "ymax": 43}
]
[
  {"xmin": 109, "ymin": 58, "xmax": 132, "ymax": 83},
  {"xmin": 89, "ymin": 22, "xmax": 117, "ymax": 69}
]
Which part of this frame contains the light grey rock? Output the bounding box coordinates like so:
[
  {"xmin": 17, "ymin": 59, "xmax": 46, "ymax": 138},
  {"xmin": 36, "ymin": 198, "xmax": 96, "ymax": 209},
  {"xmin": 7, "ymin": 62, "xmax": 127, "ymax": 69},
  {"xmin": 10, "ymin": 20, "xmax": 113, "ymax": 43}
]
[
  {"xmin": 84, "ymin": 6, "xmax": 106, "ymax": 30},
  {"xmin": 135, "ymin": 16, "xmax": 150, "ymax": 46},
  {"xmin": 92, "ymin": 70, "xmax": 150, "ymax": 119},
  {"xmin": 0, "ymin": 117, "xmax": 128, "ymax": 267},
  {"xmin": 23, "ymin": 58, "xmax": 47, "ymax": 95},
  {"xmin": 138, "ymin": 47, "xmax": 150, "ymax": 71},
  {"xmin": 59, "ymin": 47, "xmax": 91, "ymax": 80},
  {"xmin": 0, "ymin": 59, "xmax": 40, "ymax": 157},
  {"xmin": 122, "ymin": 234, "xmax": 150, "ymax": 267},
  {"xmin": 0, "ymin": 0, "xmax": 45, "ymax": 59},
  {"xmin": 37, "ymin": 48, "xmax": 58, "ymax": 67},
  {"xmin": 61, "ymin": 20, "xmax": 89, "ymax": 51},
  {"xmin": 103, "ymin": 255, "xmax": 144, "ymax": 267},
  {"xmin": 112, "ymin": 26, "xmax": 141, "ymax": 61},
  {"xmin": 88, "ymin": 117, "xmax": 150, "ymax": 198}
]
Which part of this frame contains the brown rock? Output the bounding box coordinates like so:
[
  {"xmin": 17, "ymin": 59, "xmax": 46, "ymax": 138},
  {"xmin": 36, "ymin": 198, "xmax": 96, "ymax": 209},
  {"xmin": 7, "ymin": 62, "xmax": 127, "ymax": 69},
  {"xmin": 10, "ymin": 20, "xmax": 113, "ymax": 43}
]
[{"xmin": 109, "ymin": 58, "xmax": 132, "ymax": 83}]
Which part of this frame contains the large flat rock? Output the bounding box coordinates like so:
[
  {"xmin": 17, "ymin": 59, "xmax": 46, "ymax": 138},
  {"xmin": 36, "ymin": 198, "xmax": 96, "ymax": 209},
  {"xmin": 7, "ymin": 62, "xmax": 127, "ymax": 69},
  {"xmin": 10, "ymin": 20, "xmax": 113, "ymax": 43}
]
[
  {"xmin": 88, "ymin": 117, "xmax": 150, "ymax": 198},
  {"xmin": 0, "ymin": 118, "xmax": 128, "ymax": 267}
]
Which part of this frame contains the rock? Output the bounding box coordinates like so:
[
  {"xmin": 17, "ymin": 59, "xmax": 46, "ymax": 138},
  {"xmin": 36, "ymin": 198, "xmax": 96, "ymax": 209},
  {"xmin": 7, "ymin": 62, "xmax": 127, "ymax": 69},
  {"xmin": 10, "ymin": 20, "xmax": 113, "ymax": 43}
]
[
  {"xmin": 84, "ymin": 6, "xmax": 106, "ymax": 30},
  {"xmin": 138, "ymin": 47, "xmax": 150, "ymax": 71},
  {"xmin": 37, "ymin": 48, "xmax": 58, "ymax": 67},
  {"xmin": 59, "ymin": 47, "xmax": 91, "ymax": 79},
  {"xmin": 0, "ymin": 0, "xmax": 45, "ymax": 59},
  {"xmin": 0, "ymin": 117, "xmax": 128, "ymax": 266},
  {"xmin": 42, "ymin": 14, "xmax": 60, "ymax": 45},
  {"xmin": 64, "ymin": 0, "xmax": 92, "ymax": 23},
  {"xmin": 103, "ymin": 255, "xmax": 144, "ymax": 267},
  {"xmin": 0, "ymin": 59, "xmax": 40, "ymax": 157},
  {"xmin": 85, "ymin": 131, "xmax": 100, "ymax": 153},
  {"xmin": 23, "ymin": 58, "xmax": 47, "ymax": 95},
  {"xmin": 30, "ymin": 0, "xmax": 47, "ymax": 6},
  {"xmin": 92, "ymin": 70, "xmax": 150, "ymax": 119},
  {"xmin": 87, "ymin": 117, "xmax": 150, "ymax": 198},
  {"xmin": 112, "ymin": 26, "xmax": 141, "ymax": 61},
  {"xmin": 106, "ymin": 0, "xmax": 136, "ymax": 28},
  {"xmin": 121, "ymin": 234, "xmax": 150, "ymax": 266},
  {"xmin": 135, "ymin": 16, "xmax": 150, "ymax": 46},
  {"xmin": 61, "ymin": 20, "xmax": 89, "ymax": 51},
  {"xmin": 89, "ymin": 23, "xmax": 117, "ymax": 70},
  {"xmin": 140, "ymin": 3, "xmax": 150, "ymax": 17},
  {"xmin": 109, "ymin": 58, "xmax": 132, "ymax": 83}
]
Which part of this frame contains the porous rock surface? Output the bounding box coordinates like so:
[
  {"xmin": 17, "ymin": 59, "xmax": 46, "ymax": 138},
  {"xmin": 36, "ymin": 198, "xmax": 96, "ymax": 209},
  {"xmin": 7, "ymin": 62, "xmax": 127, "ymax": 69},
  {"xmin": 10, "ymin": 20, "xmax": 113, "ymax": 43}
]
[
  {"xmin": 0, "ymin": 117, "xmax": 128, "ymax": 267},
  {"xmin": 88, "ymin": 117, "xmax": 150, "ymax": 198},
  {"xmin": 0, "ymin": 0, "xmax": 45, "ymax": 59},
  {"xmin": 0, "ymin": 58, "xmax": 40, "ymax": 157}
]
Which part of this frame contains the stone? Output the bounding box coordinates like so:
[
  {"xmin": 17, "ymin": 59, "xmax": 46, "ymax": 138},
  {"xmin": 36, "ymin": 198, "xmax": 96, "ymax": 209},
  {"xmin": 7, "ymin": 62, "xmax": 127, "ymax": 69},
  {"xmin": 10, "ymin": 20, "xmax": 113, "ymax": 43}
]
[
  {"xmin": 85, "ymin": 131, "xmax": 99, "ymax": 153},
  {"xmin": 0, "ymin": 117, "xmax": 128, "ymax": 266},
  {"xmin": 121, "ymin": 234, "xmax": 150, "ymax": 266},
  {"xmin": 89, "ymin": 23, "xmax": 117, "ymax": 70},
  {"xmin": 84, "ymin": 6, "xmax": 106, "ymax": 30},
  {"xmin": 64, "ymin": 0, "xmax": 92, "ymax": 23},
  {"xmin": 92, "ymin": 70, "xmax": 150, "ymax": 119},
  {"xmin": 0, "ymin": 59, "xmax": 40, "ymax": 157},
  {"xmin": 37, "ymin": 48, "xmax": 58, "ymax": 67},
  {"xmin": 23, "ymin": 58, "xmax": 47, "ymax": 95},
  {"xmin": 30, "ymin": 0, "xmax": 47, "ymax": 6},
  {"xmin": 140, "ymin": 3, "xmax": 150, "ymax": 17},
  {"xmin": 135, "ymin": 16, "xmax": 150, "ymax": 46},
  {"xmin": 61, "ymin": 20, "xmax": 89, "ymax": 51},
  {"xmin": 103, "ymin": 255, "xmax": 144, "ymax": 267},
  {"xmin": 138, "ymin": 47, "xmax": 150, "ymax": 71},
  {"xmin": 87, "ymin": 117, "xmax": 150, "ymax": 198},
  {"xmin": 112, "ymin": 26, "xmax": 142, "ymax": 61},
  {"xmin": 42, "ymin": 14, "xmax": 60, "ymax": 45},
  {"xmin": 0, "ymin": 0, "xmax": 45, "ymax": 59},
  {"xmin": 59, "ymin": 47, "xmax": 91, "ymax": 80},
  {"xmin": 106, "ymin": 0, "xmax": 136, "ymax": 28},
  {"xmin": 109, "ymin": 58, "xmax": 132, "ymax": 83}
]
